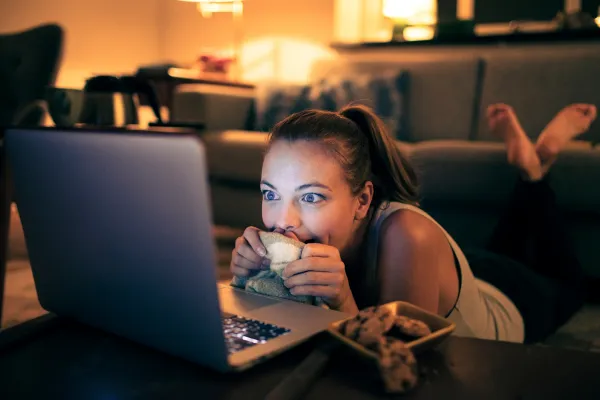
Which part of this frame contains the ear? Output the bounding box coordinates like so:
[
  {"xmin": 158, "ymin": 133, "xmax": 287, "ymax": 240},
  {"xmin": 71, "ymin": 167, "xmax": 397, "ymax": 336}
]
[{"xmin": 354, "ymin": 181, "xmax": 374, "ymax": 221}]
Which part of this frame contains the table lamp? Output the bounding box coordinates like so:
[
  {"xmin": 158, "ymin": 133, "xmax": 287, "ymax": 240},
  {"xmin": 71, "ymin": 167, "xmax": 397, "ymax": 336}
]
[{"xmin": 382, "ymin": 0, "xmax": 437, "ymax": 41}]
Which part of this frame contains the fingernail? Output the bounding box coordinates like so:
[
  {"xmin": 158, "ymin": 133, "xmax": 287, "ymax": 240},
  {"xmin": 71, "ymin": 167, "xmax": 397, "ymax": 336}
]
[{"xmin": 257, "ymin": 247, "xmax": 266, "ymax": 257}]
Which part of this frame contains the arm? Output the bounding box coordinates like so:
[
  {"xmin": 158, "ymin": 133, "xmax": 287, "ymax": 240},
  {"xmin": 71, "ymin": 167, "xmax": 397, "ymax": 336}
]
[{"xmin": 377, "ymin": 210, "xmax": 452, "ymax": 315}]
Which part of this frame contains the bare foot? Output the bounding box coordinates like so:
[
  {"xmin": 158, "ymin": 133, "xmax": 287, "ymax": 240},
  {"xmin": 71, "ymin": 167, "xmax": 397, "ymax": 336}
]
[
  {"xmin": 487, "ymin": 104, "xmax": 542, "ymax": 181},
  {"xmin": 536, "ymin": 104, "xmax": 597, "ymax": 173}
]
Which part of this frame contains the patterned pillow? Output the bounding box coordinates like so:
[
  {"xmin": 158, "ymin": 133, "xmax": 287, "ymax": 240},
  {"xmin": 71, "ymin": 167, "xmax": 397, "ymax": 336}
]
[
  {"xmin": 310, "ymin": 80, "xmax": 339, "ymax": 112},
  {"xmin": 254, "ymin": 83, "xmax": 317, "ymax": 132},
  {"xmin": 320, "ymin": 70, "xmax": 409, "ymax": 140},
  {"xmin": 253, "ymin": 70, "xmax": 408, "ymax": 138}
]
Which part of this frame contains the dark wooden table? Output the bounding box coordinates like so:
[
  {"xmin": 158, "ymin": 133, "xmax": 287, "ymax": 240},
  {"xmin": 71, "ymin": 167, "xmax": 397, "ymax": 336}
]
[
  {"xmin": 2, "ymin": 314, "xmax": 600, "ymax": 399},
  {"xmin": 134, "ymin": 67, "xmax": 255, "ymax": 114}
]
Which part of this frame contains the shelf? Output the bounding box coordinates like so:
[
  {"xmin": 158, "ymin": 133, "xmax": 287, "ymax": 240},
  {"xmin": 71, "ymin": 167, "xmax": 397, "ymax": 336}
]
[{"xmin": 331, "ymin": 28, "xmax": 600, "ymax": 50}]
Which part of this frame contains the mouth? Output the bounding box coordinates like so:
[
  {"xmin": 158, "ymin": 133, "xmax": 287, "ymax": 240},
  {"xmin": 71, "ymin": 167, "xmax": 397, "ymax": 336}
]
[{"xmin": 271, "ymin": 228, "xmax": 319, "ymax": 244}]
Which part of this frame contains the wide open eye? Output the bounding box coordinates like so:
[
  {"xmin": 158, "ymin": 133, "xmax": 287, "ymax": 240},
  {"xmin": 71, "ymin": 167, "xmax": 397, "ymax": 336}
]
[
  {"xmin": 301, "ymin": 193, "xmax": 325, "ymax": 204},
  {"xmin": 262, "ymin": 190, "xmax": 280, "ymax": 201}
]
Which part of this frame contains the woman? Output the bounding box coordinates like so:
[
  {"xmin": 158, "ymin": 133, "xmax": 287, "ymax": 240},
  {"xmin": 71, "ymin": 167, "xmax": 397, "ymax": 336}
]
[{"xmin": 229, "ymin": 101, "xmax": 597, "ymax": 344}]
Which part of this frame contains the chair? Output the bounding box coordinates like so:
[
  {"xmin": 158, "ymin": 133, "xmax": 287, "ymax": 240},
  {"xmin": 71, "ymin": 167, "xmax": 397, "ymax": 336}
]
[{"xmin": 0, "ymin": 23, "xmax": 64, "ymax": 325}]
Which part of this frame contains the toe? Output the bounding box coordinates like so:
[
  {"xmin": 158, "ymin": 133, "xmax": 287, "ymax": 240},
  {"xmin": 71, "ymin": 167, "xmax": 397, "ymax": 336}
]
[
  {"xmin": 487, "ymin": 103, "xmax": 506, "ymax": 118},
  {"xmin": 586, "ymin": 105, "xmax": 597, "ymax": 120},
  {"xmin": 570, "ymin": 103, "xmax": 596, "ymax": 117}
]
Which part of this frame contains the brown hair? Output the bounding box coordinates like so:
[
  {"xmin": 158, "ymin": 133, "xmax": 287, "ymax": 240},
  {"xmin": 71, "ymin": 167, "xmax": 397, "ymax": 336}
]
[{"xmin": 268, "ymin": 104, "xmax": 419, "ymax": 209}]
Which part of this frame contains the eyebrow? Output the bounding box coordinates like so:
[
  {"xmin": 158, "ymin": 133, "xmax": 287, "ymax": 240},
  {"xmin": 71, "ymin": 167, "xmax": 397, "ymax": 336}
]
[{"xmin": 260, "ymin": 180, "xmax": 332, "ymax": 192}]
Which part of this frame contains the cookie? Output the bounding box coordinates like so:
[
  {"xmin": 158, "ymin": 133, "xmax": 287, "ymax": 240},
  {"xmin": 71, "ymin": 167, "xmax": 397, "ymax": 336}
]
[
  {"xmin": 337, "ymin": 307, "xmax": 424, "ymax": 394},
  {"xmin": 258, "ymin": 231, "xmax": 305, "ymax": 277},
  {"xmin": 340, "ymin": 316, "xmax": 362, "ymax": 340},
  {"xmin": 355, "ymin": 323, "xmax": 383, "ymax": 349},
  {"xmin": 393, "ymin": 315, "xmax": 432, "ymax": 338},
  {"xmin": 377, "ymin": 337, "xmax": 419, "ymax": 394},
  {"xmin": 372, "ymin": 306, "xmax": 397, "ymax": 333},
  {"xmin": 380, "ymin": 359, "xmax": 419, "ymax": 394}
]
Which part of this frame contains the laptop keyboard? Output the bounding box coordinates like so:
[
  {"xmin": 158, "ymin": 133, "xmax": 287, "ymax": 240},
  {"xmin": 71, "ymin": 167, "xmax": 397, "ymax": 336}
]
[{"xmin": 222, "ymin": 312, "xmax": 291, "ymax": 354}]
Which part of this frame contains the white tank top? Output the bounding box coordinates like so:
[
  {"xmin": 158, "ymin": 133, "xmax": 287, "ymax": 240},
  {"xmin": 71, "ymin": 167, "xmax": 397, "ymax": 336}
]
[{"xmin": 366, "ymin": 202, "xmax": 525, "ymax": 343}]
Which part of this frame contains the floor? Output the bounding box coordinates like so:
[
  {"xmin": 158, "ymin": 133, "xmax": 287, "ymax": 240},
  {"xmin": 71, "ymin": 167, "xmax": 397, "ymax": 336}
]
[{"xmin": 2, "ymin": 208, "xmax": 600, "ymax": 352}]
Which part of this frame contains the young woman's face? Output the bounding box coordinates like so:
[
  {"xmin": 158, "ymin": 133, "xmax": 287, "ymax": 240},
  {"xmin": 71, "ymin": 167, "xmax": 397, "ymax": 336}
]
[{"xmin": 261, "ymin": 140, "xmax": 361, "ymax": 252}]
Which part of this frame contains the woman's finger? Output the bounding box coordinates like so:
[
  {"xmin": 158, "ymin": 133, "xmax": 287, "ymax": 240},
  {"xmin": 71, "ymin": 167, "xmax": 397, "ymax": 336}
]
[
  {"xmin": 284, "ymin": 271, "xmax": 343, "ymax": 289},
  {"xmin": 233, "ymin": 253, "xmax": 266, "ymax": 271},
  {"xmin": 282, "ymin": 257, "xmax": 344, "ymax": 279},
  {"xmin": 236, "ymin": 242, "xmax": 264, "ymax": 266},
  {"xmin": 243, "ymin": 226, "xmax": 267, "ymax": 257},
  {"xmin": 301, "ymin": 243, "xmax": 340, "ymax": 259},
  {"xmin": 290, "ymin": 285, "xmax": 336, "ymax": 298},
  {"xmin": 231, "ymin": 265, "xmax": 254, "ymax": 277}
]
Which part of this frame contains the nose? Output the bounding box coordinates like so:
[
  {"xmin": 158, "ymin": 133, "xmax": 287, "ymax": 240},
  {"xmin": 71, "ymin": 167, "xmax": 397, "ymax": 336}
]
[{"xmin": 275, "ymin": 201, "xmax": 301, "ymax": 231}]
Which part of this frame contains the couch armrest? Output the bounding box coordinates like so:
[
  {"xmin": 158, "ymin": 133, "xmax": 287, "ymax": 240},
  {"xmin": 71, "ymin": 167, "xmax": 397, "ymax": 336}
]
[{"xmin": 172, "ymin": 84, "xmax": 256, "ymax": 131}]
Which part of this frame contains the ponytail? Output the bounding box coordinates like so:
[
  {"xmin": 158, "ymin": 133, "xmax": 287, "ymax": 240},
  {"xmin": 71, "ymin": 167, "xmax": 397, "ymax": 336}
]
[{"xmin": 339, "ymin": 104, "xmax": 419, "ymax": 207}]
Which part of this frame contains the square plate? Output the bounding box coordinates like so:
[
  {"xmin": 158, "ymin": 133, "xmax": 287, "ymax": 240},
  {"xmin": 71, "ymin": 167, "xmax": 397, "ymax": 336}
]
[{"xmin": 327, "ymin": 301, "xmax": 456, "ymax": 360}]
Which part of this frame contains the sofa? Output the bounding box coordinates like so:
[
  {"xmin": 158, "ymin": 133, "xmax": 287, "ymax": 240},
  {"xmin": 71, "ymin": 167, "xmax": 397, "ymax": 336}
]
[{"xmin": 172, "ymin": 41, "xmax": 600, "ymax": 279}]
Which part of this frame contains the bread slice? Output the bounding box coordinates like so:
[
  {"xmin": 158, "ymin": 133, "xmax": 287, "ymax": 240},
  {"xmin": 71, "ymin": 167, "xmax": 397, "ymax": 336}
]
[{"xmin": 258, "ymin": 231, "xmax": 305, "ymax": 277}]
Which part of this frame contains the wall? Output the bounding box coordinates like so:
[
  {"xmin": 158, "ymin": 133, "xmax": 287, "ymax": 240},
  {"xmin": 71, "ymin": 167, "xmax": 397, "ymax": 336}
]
[
  {"xmin": 161, "ymin": 0, "xmax": 334, "ymax": 62},
  {"xmin": 0, "ymin": 0, "xmax": 337, "ymax": 86},
  {"xmin": 0, "ymin": 0, "xmax": 163, "ymax": 88},
  {"xmin": 161, "ymin": 0, "xmax": 337, "ymax": 83}
]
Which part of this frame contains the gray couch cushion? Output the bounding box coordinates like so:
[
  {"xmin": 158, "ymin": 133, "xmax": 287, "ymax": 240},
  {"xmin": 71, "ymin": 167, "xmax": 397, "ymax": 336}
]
[
  {"xmin": 172, "ymin": 85, "xmax": 255, "ymax": 131},
  {"xmin": 409, "ymin": 140, "xmax": 600, "ymax": 213},
  {"xmin": 203, "ymin": 130, "xmax": 268, "ymax": 183},
  {"xmin": 205, "ymin": 132, "xmax": 600, "ymax": 213},
  {"xmin": 312, "ymin": 58, "xmax": 482, "ymax": 142},
  {"xmin": 477, "ymin": 49, "xmax": 600, "ymax": 142}
]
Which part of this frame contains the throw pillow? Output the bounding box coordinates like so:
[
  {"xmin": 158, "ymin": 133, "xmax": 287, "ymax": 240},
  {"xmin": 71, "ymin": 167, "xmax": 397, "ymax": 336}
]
[
  {"xmin": 254, "ymin": 83, "xmax": 316, "ymax": 132},
  {"xmin": 320, "ymin": 70, "xmax": 409, "ymax": 140}
]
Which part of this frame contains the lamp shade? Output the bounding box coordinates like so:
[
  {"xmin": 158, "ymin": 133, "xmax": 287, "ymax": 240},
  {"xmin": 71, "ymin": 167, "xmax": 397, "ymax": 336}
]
[
  {"xmin": 178, "ymin": 0, "xmax": 244, "ymax": 17},
  {"xmin": 382, "ymin": 0, "xmax": 437, "ymax": 25}
]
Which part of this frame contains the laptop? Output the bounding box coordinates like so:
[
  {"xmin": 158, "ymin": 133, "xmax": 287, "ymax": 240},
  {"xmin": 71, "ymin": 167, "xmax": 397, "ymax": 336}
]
[{"xmin": 5, "ymin": 127, "xmax": 350, "ymax": 372}]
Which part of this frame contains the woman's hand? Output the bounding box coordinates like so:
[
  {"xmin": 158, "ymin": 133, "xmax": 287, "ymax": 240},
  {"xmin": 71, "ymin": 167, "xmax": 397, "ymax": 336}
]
[
  {"xmin": 230, "ymin": 226, "xmax": 269, "ymax": 278},
  {"xmin": 282, "ymin": 244, "xmax": 358, "ymax": 313}
]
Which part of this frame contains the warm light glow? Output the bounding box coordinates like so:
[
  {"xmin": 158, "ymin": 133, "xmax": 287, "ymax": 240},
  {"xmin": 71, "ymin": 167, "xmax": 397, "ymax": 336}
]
[
  {"xmin": 334, "ymin": 0, "xmax": 363, "ymax": 43},
  {"xmin": 402, "ymin": 26, "xmax": 435, "ymax": 41},
  {"xmin": 382, "ymin": 0, "xmax": 437, "ymax": 25},
  {"xmin": 178, "ymin": 0, "xmax": 243, "ymax": 17},
  {"xmin": 221, "ymin": 130, "xmax": 268, "ymax": 144},
  {"xmin": 456, "ymin": 0, "xmax": 474, "ymax": 20},
  {"xmin": 238, "ymin": 37, "xmax": 337, "ymax": 84}
]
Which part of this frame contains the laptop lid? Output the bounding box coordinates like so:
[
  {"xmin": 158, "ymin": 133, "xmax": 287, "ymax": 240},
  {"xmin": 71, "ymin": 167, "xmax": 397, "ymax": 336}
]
[{"xmin": 5, "ymin": 128, "xmax": 229, "ymax": 371}]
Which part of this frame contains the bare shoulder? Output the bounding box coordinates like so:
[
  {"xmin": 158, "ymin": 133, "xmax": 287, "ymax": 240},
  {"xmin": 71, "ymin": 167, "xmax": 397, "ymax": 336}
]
[
  {"xmin": 376, "ymin": 207, "xmax": 455, "ymax": 312},
  {"xmin": 379, "ymin": 208, "xmax": 448, "ymax": 251}
]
